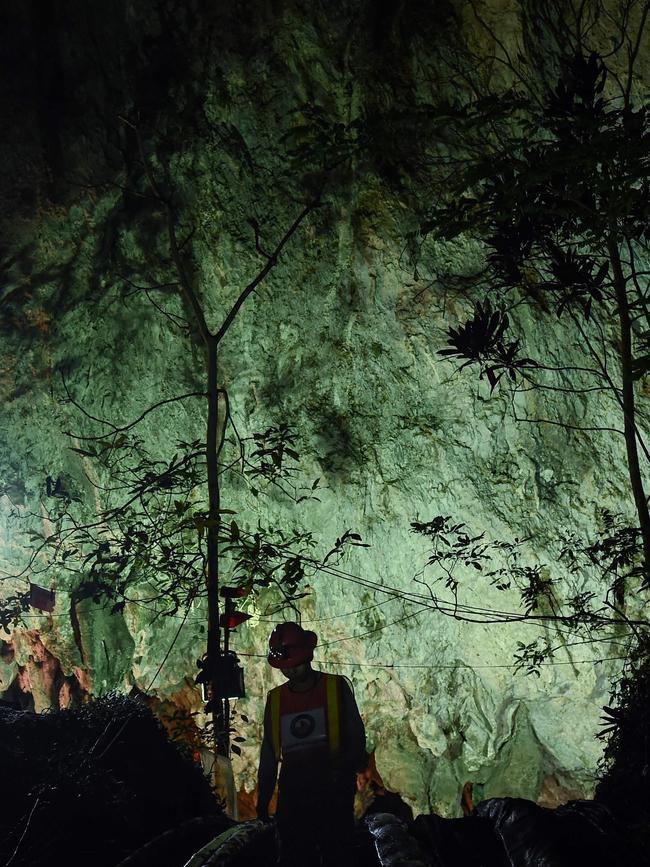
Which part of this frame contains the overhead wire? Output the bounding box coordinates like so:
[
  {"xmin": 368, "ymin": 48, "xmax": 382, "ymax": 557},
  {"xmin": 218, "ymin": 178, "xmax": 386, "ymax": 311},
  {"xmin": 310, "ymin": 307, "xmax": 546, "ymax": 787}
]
[
  {"xmin": 231, "ymin": 606, "xmax": 629, "ymax": 669},
  {"xmin": 317, "ymin": 607, "xmax": 429, "ymax": 646},
  {"xmin": 285, "ymin": 560, "xmax": 634, "ymax": 650},
  {"xmin": 234, "ymin": 650, "xmax": 628, "ymax": 670},
  {"xmin": 13, "ymin": 525, "xmax": 639, "ymax": 672},
  {"xmin": 145, "ymin": 597, "xmax": 194, "ymax": 692},
  {"xmin": 17, "ymin": 557, "xmax": 633, "ymax": 656},
  {"xmin": 319, "ymin": 657, "xmax": 628, "ymax": 670},
  {"xmin": 14, "ymin": 509, "xmax": 643, "ymax": 635},
  {"xmin": 250, "ymin": 599, "xmax": 396, "ymax": 624},
  {"xmin": 200, "ymin": 525, "xmax": 645, "ymax": 635}
]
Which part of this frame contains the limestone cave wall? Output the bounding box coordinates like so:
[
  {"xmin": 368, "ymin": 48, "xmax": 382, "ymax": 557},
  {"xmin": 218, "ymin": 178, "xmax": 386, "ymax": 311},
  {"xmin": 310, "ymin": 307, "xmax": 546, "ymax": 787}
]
[{"xmin": 0, "ymin": 0, "xmax": 645, "ymax": 815}]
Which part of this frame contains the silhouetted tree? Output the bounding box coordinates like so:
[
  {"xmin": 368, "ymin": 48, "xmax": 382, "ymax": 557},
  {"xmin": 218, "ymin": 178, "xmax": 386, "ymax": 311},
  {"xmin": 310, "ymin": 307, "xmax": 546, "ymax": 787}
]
[{"xmin": 395, "ymin": 1, "xmax": 650, "ymax": 671}]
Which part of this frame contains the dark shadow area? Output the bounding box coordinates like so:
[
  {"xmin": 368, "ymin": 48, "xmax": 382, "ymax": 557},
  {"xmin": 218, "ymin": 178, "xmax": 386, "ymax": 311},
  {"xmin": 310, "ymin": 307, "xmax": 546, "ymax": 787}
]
[{"xmin": 0, "ymin": 693, "xmax": 230, "ymax": 867}]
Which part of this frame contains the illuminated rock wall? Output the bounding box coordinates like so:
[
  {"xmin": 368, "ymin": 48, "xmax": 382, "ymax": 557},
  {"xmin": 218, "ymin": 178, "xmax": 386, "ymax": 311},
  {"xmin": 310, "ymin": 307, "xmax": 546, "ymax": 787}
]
[{"xmin": 0, "ymin": 1, "xmax": 641, "ymax": 814}]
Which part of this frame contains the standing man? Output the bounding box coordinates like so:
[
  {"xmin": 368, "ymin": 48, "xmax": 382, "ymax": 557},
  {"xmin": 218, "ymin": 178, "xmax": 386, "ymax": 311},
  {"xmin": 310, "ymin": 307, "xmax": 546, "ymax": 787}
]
[{"xmin": 256, "ymin": 622, "xmax": 366, "ymax": 867}]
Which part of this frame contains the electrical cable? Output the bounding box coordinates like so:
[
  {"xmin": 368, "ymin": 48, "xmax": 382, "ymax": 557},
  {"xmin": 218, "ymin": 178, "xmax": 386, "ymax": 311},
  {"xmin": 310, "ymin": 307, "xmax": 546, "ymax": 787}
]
[
  {"xmin": 66, "ymin": 570, "xmax": 631, "ymax": 661},
  {"xmin": 234, "ymin": 650, "xmax": 628, "ymax": 670},
  {"xmin": 309, "ymin": 596, "xmax": 630, "ymax": 650},
  {"xmin": 231, "ymin": 598, "xmax": 630, "ymax": 667},
  {"xmin": 145, "ymin": 599, "xmax": 194, "ymax": 692},
  {"xmin": 15, "ymin": 520, "xmax": 645, "ymax": 638},
  {"xmin": 18, "ymin": 585, "xmax": 628, "ymax": 657},
  {"xmin": 17, "ymin": 567, "xmax": 632, "ymax": 666},
  {"xmin": 13, "ymin": 526, "xmax": 640, "ymax": 674},
  {"xmin": 318, "ymin": 656, "xmax": 629, "ymax": 670},
  {"xmin": 250, "ymin": 598, "xmax": 396, "ymax": 624},
  {"xmin": 232, "ymin": 610, "xmax": 628, "ymax": 664},
  {"xmin": 207, "ymin": 524, "xmax": 646, "ymax": 634},
  {"xmin": 177, "ymin": 597, "xmax": 397, "ymax": 625},
  {"xmin": 318, "ymin": 607, "xmax": 428, "ymax": 646},
  {"xmin": 90, "ymin": 591, "xmax": 196, "ymax": 763}
]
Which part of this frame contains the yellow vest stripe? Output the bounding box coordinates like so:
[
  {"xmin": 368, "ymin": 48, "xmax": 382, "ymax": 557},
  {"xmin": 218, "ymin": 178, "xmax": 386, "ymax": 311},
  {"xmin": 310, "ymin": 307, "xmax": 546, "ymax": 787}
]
[
  {"xmin": 326, "ymin": 673, "xmax": 340, "ymax": 754},
  {"xmin": 270, "ymin": 687, "xmax": 281, "ymax": 761}
]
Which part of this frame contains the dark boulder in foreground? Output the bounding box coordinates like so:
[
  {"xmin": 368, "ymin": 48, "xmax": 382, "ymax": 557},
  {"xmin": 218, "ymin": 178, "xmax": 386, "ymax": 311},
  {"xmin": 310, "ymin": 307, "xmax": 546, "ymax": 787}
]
[
  {"xmin": 0, "ymin": 693, "xmax": 230, "ymax": 867},
  {"xmin": 409, "ymin": 797, "xmax": 644, "ymax": 867}
]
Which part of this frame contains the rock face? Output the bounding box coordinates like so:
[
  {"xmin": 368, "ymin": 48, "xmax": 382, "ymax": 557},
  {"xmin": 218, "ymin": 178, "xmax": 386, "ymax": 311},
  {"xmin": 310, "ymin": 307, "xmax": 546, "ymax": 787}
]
[{"xmin": 0, "ymin": 1, "xmax": 642, "ymax": 815}]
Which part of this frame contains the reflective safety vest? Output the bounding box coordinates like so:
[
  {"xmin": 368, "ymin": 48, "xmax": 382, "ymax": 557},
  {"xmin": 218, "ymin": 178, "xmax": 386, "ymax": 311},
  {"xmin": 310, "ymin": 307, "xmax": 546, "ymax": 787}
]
[{"xmin": 269, "ymin": 672, "xmax": 342, "ymax": 762}]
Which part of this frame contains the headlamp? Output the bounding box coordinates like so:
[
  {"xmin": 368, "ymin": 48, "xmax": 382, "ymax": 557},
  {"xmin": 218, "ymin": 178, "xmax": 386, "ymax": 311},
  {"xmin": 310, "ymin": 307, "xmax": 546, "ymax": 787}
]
[{"xmin": 269, "ymin": 644, "xmax": 296, "ymax": 660}]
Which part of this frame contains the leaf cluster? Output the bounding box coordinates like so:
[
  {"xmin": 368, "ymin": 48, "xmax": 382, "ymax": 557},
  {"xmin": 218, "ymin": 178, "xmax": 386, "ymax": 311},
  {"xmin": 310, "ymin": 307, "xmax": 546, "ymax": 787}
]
[
  {"xmin": 427, "ymin": 46, "xmax": 650, "ymax": 396},
  {"xmin": 597, "ymin": 644, "xmax": 650, "ymax": 845},
  {"xmin": 410, "ymin": 515, "xmax": 553, "ymax": 615},
  {"xmin": 247, "ymin": 424, "xmax": 301, "ymax": 486},
  {"xmin": 438, "ymin": 301, "xmax": 536, "ymax": 391},
  {"xmin": 9, "ymin": 416, "xmax": 352, "ymax": 625},
  {"xmin": 513, "ymin": 638, "xmax": 554, "ymax": 677},
  {"xmin": 561, "ymin": 510, "xmax": 644, "ymax": 601}
]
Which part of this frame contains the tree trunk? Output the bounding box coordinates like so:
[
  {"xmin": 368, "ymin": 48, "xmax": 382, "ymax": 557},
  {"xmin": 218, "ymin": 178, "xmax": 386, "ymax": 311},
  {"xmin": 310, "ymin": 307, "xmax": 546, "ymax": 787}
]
[
  {"xmin": 609, "ymin": 236, "xmax": 650, "ymax": 583},
  {"xmin": 206, "ymin": 336, "xmax": 226, "ymax": 754}
]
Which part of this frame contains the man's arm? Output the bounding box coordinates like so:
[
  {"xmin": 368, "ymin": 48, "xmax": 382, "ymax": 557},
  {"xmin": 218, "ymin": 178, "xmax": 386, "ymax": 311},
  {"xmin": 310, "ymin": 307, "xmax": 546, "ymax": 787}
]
[
  {"xmin": 340, "ymin": 678, "xmax": 366, "ymax": 772},
  {"xmin": 256, "ymin": 696, "xmax": 278, "ymax": 820}
]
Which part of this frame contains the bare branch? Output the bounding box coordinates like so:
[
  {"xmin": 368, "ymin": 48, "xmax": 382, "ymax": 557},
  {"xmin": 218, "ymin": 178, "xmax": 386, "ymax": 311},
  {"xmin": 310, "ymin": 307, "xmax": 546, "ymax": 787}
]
[
  {"xmin": 65, "ymin": 392, "xmax": 206, "ymax": 442},
  {"xmin": 625, "ymin": 1, "xmax": 650, "ymax": 105},
  {"xmin": 213, "ymin": 198, "xmax": 320, "ymax": 345}
]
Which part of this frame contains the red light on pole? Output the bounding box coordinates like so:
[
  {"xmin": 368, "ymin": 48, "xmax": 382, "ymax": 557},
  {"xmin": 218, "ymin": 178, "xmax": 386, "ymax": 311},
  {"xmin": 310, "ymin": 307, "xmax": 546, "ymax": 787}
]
[
  {"xmin": 219, "ymin": 611, "xmax": 252, "ymax": 629},
  {"xmin": 220, "ymin": 585, "xmax": 250, "ymax": 599}
]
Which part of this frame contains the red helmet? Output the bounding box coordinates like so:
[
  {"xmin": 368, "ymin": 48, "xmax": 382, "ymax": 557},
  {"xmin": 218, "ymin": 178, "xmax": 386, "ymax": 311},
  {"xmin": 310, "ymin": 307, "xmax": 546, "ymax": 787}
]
[{"xmin": 267, "ymin": 622, "xmax": 317, "ymax": 669}]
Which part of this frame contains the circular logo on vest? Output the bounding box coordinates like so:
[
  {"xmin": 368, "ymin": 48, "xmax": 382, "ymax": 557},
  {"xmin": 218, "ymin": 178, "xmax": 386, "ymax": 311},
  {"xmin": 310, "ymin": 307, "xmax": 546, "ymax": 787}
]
[{"xmin": 290, "ymin": 713, "xmax": 316, "ymax": 739}]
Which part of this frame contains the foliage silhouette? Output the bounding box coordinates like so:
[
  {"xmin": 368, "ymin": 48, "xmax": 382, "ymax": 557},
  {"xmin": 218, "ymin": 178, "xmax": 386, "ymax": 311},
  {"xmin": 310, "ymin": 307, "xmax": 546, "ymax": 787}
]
[{"xmin": 400, "ymin": 1, "xmax": 650, "ymax": 672}]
